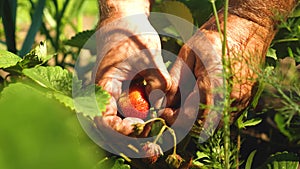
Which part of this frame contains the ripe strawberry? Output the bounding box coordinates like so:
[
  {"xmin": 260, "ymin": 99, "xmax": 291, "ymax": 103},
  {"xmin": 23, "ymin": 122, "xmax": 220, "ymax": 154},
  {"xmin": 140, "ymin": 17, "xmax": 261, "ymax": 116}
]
[{"xmin": 118, "ymin": 83, "xmax": 150, "ymax": 119}]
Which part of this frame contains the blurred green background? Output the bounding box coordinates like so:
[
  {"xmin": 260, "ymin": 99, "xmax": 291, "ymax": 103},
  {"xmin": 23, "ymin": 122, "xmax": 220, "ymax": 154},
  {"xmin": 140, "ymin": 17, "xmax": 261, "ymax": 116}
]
[
  {"xmin": 0, "ymin": 82, "xmax": 105, "ymax": 169},
  {"xmin": 0, "ymin": 1, "xmax": 100, "ymax": 168},
  {"xmin": 0, "ymin": 0, "xmax": 299, "ymax": 168}
]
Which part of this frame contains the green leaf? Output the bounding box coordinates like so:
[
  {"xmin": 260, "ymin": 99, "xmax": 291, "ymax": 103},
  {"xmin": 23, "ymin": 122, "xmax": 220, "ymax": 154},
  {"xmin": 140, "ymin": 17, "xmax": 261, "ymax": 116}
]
[
  {"xmin": 150, "ymin": 121, "xmax": 164, "ymax": 137},
  {"xmin": 193, "ymin": 130, "xmax": 239, "ymax": 168},
  {"xmin": 236, "ymin": 110, "xmax": 248, "ymax": 129},
  {"xmin": 161, "ymin": 1, "xmax": 194, "ymax": 41},
  {"xmin": 245, "ymin": 150, "xmax": 257, "ymax": 169},
  {"xmin": 240, "ymin": 118, "xmax": 262, "ymax": 128},
  {"xmin": 74, "ymin": 85, "xmax": 110, "ymax": 117},
  {"xmin": 23, "ymin": 66, "xmax": 73, "ymax": 96},
  {"xmin": 267, "ymin": 48, "xmax": 277, "ymax": 60},
  {"xmin": 95, "ymin": 86, "xmax": 110, "ymax": 114},
  {"xmin": 195, "ymin": 151, "xmax": 210, "ymax": 160},
  {"xmin": 22, "ymin": 66, "xmax": 110, "ymax": 116},
  {"xmin": 95, "ymin": 157, "xmax": 130, "ymax": 169},
  {"xmin": 64, "ymin": 30, "xmax": 95, "ymax": 48},
  {"xmin": 161, "ymin": 1, "xmax": 193, "ymax": 24},
  {"xmin": 251, "ymin": 80, "xmax": 265, "ymax": 108},
  {"xmin": 275, "ymin": 114, "xmax": 292, "ymax": 139},
  {"xmin": 274, "ymin": 114, "xmax": 300, "ymax": 142},
  {"xmin": 236, "ymin": 110, "xmax": 262, "ymax": 129},
  {"xmin": 290, "ymin": 5, "xmax": 300, "ymax": 17},
  {"xmin": 162, "ymin": 25, "xmax": 181, "ymax": 38},
  {"xmin": 19, "ymin": 41, "xmax": 52, "ymax": 68},
  {"xmin": 111, "ymin": 158, "xmax": 130, "ymax": 169},
  {"xmin": 53, "ymin": 92, "xmax": 75, "ymax": 110},
  {"xmin": 21, "ymin": 66, "xmax": 81, "ymax": 112},
  {"xmin": 258, "ymin": 152, "xmax": 299, "ymax": 169},
  {"xmin": 1, "ymin": 42, "xmax": 52, "ymax": 74},
  {"xmin": 0, "ymin": 82, "xmax": 101, "ymax": 169},
  {"xmin": 0, "ymin": 50, "xmax": 21, "ymax": 69}
]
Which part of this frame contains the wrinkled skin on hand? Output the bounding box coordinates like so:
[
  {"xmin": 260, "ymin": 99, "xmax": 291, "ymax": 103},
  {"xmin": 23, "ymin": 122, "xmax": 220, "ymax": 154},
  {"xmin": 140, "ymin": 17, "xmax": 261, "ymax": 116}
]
[
  {"xmin": 95, "ymin": 0, "xmax": 297, "ymax": 134},
  {"xmin": 163, "ymin": 0, "xmax": 297, "ymax": 126},
  {"xmin": 94, "ymin": 0, "xmax": 171, "ymax": 135}
]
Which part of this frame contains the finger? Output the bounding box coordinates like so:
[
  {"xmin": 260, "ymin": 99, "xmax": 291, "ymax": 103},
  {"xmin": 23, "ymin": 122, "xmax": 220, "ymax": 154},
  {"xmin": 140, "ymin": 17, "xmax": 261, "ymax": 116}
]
[
  {"xmin": 166, "ymin": 44, "xmax": 197, "ymax": 108},
  {"xmin": 120, "ymin": 34, "xmax": 172, "ymax": 109},
  {"xmin": 160, "ymin": 87, "xmax": 200, "ymax": 127},
  {"xmin": 95, "ymin": 115, "xmax": 144, "ymax": 136},
  {"xmin": 94, "ymin": 95, "xmax": 136, "ymax": 135},
  {"xmin": 158, "ymin": 108, "xmax": 178, "ymax": 126},
  {"xmin": 94, "ymin": 117, "xmax": 144, "ymax": 157}
]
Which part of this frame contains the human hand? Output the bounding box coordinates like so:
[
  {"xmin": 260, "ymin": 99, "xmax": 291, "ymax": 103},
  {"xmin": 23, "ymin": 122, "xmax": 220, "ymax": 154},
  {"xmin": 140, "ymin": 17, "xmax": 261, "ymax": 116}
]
[
  {"xmin": 162, "ymin": 0, "xmax": 297, "ymax": 126},
  {"xmin": 93, "ymin": 0, "xmax": 171, "ymax": 135}
]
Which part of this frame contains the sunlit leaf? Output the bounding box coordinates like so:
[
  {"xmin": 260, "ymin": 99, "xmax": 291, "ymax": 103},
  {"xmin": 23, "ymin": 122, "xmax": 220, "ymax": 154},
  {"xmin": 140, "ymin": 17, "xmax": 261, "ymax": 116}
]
[
  {"xmin": 245, "ymin": 150, "xmax": 257, "ymax": 169},
  {"xmin": 0, "ymin": 82, "xmax": 100, "ymax": 169},
  {"xmin": 0, "ymin": 50, "xmax": 21, "ymax": 69},
  {"xmin": 64, "ymin": 30, "xmax": 95, "ymax": 48},
  {"xmin": 111, "ymin": 158, "xmax": 131, "ymax": 169},
  {"xmin": 95, "ymin": 157, "xmax": 130, "ymax": 169},
  {"xmin": 74, "ymin": 85, "xmax": 110, "ymax": 117},
  {"xmin": 53, "ymin": 92, "xmax": 75, "ymax": 110},
  {"xmin": 275, "ymin": 114, "xmax": 300, "ymax": 142},
  {"xmin": 290, "ymin": 5, "xmax": 300, "ymax": 17},
  {"xmin": 240, "ymin": 118, "xmax": 262, "ymax": 129},
  {"xmin": 161, "ymin": 1, "xmax": 194, "ymax": 41},
  {"xmin": 267, "ymin": 48, "xmax": 277, "ymax": 60},
  {"xmin": 23, "ymin": 66, "xmax": 73, "ymax": 96},
  {"xmin": 258, "ymin": 152, "xmax": 299, "ymax": 169},
  {"xmin": 19, "ymin": 41, "xmax": 52, "ymax": 68}
]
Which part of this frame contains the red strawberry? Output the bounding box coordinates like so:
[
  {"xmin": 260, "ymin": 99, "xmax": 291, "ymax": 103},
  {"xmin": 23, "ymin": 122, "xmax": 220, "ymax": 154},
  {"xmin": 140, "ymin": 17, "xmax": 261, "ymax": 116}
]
[{"xmin": 118, "ymin": 82, "xmax": 150, "ymax": 119}]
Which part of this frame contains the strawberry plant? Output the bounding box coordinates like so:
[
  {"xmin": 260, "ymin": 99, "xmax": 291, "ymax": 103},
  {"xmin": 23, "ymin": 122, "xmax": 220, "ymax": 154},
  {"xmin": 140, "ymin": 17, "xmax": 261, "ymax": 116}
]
[
  {"xmin": 0, "ymin": 42, "xmax": 115, "ymax": 168},
  {"xmin": 1, "ymin": 0, "xmax": 300, "ymax": 169}
]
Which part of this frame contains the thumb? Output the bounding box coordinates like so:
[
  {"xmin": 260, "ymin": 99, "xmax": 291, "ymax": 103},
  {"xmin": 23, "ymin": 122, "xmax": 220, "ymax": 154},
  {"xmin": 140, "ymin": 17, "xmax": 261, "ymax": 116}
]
[
  {"xmin": 166, "ymin": 44, "xmax": 197, "ymax": 108},
  {"xmin": 159, "ymin": 87, "xmax": 200, "ymax": 127}
]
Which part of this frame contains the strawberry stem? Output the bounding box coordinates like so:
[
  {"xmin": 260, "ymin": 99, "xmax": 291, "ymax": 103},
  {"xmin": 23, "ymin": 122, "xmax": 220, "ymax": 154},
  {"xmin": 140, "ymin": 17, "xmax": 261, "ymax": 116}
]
[
  {"xmin": 143, "ymin": 117, "xmax": 167, "ymax": 126},
  {"xmin": 142, "ymin": 117, "xmax": 178, "ymax": 155},
  {"xmin": 165, "ymin": 126, "xmax": 177, "ymax": 155},
  {"xmin": 153, "ymin": 125, "xmax": 167, "ymax": 144}
]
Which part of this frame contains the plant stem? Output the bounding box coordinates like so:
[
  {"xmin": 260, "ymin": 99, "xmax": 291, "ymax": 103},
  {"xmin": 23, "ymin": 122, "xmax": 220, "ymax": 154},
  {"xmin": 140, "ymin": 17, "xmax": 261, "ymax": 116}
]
[
  {"xmin": 144, "ymin": 117, "xmax": 166, "ymax": 126},
  {"xmin": 153, "ymin": 125, "xmax": 167, "ymax": 144},
  {"xmin": 209, "ymin": 0, "xmax": 232, "ymax": 168},
  {"xmin": 277, "ymin": 87, "xmax": 300, "ymax": 113},
  {"xmin": 166, "ymin": 126, "xmax": 177, "ymax": 155},
  {"xmin": 236, "ymin": 130, "xmax": 241, "ymax": 169},
  {"xmin": 210, "ymin": 0, "xmax": 222, "ymax": 40},
  {"xmin": 273, "ymin": 38, "xmax": 299, "ymax": 44},
  {"xmin": 147, "ymin": 118, "xmax": 178, "ymax": 155},
  {"xmin": 222, "ymin": 0, "xmax": 231, "ymax": 168}
]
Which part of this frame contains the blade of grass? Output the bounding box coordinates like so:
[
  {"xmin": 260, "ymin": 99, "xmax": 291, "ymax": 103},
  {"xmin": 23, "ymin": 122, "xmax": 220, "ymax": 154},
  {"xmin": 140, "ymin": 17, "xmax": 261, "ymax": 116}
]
[{"xmin": 245, "ymin": 150, "xmax": 257, "ymax": 169}]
